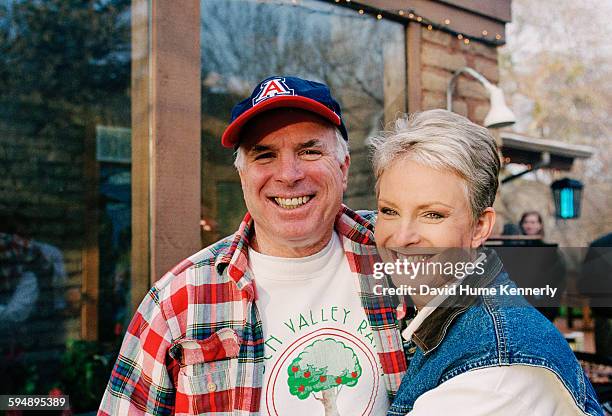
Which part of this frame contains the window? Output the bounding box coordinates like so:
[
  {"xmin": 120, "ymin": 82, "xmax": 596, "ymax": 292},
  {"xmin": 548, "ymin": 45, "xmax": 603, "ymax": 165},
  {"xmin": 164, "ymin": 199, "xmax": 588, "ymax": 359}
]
[
  {"xmin": 200, "ymin": 0, "xmax": 405, "ymax": 243},
  {"xmin": 0, "ymin": 0, "xmax": 131, "ymax": 409}
]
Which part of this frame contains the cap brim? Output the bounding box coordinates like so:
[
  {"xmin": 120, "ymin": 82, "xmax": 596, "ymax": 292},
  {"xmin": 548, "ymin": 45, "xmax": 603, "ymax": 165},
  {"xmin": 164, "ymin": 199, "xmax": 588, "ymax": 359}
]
[{"xmin": 221, "ymin": 95, "xmax": 342, "ymax": 148}]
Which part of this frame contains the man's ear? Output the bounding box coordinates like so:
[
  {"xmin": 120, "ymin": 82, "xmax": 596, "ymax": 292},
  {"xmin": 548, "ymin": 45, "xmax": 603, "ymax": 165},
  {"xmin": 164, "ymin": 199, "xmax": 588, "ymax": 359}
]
[
  {"xmin": 341, "ymin": 155, "xmax": 350, "ymax": 191},
  {"xmin": 471, "ymin": 207, "xmax": 496, "ymax": 248},
  {"xmin": 237, "ymin": 165, "xmax": 245, "ymax": 186}
]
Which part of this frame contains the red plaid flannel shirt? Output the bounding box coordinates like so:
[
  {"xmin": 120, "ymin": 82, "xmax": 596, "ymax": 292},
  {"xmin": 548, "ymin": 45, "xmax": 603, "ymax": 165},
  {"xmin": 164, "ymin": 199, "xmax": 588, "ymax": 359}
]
[{"xmin": 98, "ymin": 205, "xmax": 407, "ymax": 415}]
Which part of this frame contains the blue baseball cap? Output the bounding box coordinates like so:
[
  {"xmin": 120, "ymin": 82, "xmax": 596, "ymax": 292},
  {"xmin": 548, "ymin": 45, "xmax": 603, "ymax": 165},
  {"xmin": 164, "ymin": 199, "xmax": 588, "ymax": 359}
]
[{"xmin": 221, "ymin": 76, "xmax": 348, "ymax": 148}]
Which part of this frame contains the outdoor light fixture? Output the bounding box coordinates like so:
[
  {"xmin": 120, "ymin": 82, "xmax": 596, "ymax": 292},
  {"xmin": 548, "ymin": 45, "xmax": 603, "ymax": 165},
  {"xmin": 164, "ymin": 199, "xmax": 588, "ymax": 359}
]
[
  {"xmin": 447, "ymin": 67, "xmax": 516, "ymax": 128},
  {"xmin": 551, "ymin": 178, "xmax": 583, "ymax": 219}
]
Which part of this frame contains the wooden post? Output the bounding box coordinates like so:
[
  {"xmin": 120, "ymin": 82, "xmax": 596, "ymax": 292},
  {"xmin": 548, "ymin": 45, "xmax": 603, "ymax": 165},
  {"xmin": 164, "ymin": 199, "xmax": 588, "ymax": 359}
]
[{"xmin": 131, "ymin": 0, "xmax": 201, "ymax": 313}]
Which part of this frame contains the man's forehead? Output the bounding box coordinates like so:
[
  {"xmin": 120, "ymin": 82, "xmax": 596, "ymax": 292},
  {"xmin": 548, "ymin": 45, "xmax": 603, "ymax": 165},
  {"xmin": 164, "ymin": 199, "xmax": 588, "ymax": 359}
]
[
  {"xmin": 239, "ymin": 108, "xmax": 336, "ymax": 147},
  {"xmin": 247, "ymin": 139, "xmax": 324, "ymax": 153}
]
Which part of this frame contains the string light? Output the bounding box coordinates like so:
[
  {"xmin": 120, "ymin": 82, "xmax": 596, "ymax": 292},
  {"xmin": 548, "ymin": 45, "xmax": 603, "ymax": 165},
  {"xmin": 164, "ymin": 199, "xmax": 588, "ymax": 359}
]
[{"xmin": 328, "ymin": 3, "xmax": 502, "ymax": 46}]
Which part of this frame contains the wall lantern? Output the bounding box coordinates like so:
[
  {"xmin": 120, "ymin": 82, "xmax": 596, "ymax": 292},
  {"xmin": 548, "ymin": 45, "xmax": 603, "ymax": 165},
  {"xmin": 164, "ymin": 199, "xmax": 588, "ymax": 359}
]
[
  {"xmin": 551, "ymin": 178, "xmax": 583, "ymax": 219},
  {"xmin": 447, "ymin": 67, "xmax": 516, "ymax": 128}
]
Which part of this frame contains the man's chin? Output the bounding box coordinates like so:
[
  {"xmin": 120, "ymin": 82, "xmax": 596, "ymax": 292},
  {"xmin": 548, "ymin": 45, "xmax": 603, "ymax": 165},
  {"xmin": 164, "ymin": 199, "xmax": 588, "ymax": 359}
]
[
  {"xmin": 278, "ymin": 230, "xmax": 322, "ymax": 245},
  {"xmin": 265, "ymin": 227, "xmax": 331, "ymax": 252}
]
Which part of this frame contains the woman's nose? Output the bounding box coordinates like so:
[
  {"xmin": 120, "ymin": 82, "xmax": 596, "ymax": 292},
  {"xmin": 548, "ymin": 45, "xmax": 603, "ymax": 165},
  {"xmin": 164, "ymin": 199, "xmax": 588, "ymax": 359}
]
[{"xmin": 390, "ymin": 223, "xmax": 421, "ymax": 247}]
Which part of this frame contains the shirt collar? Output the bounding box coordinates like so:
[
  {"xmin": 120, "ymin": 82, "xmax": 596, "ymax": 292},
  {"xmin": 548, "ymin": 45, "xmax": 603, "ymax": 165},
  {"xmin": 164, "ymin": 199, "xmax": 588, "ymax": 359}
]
[
  {"xmin": 405, "ymin": 248, "xmax": 503, "ymax": 355},
  {"xmin": 214, "ymin": 205, "xmax": 376, "ymax": 299}
]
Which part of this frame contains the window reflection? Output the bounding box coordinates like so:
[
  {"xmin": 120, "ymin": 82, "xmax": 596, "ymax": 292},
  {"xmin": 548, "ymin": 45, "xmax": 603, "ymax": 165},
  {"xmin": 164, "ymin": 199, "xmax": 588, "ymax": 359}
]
[
  {"xmin": 0, "ymin": 0, "xmax": 130, "ymax": 410},
  {"xmin": 201, "ymin": 0, "xmax": 405, "ymax": 244}
]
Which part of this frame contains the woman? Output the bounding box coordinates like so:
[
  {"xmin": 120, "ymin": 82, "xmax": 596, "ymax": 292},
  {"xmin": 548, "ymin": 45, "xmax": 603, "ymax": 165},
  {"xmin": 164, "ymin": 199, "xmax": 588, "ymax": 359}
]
[
  {"xmin": 520, "ymin": 210, "xmax": 545, "ymax": 237},
  {"xmin": 516, "ymin": 210, "xmax": 563, "ymax": 322},
  {"xmin": 370, "ymin": 110, "xmax": 602, "ymax": 416}
]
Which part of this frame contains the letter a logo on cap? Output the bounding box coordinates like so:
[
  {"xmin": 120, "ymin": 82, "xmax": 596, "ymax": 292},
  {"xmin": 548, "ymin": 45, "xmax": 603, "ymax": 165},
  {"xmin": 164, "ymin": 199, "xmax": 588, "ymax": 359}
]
[{"xmin": 252, "ymin": 77, "xmax": 295, "ymax": 105}]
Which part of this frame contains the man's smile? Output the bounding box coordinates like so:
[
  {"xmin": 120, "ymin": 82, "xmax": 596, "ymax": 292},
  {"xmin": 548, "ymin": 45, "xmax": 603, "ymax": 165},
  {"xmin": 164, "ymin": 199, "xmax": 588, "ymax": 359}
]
[{"xmin": 270, "ymin": 194, "xmax": 315, "ymax": 209}]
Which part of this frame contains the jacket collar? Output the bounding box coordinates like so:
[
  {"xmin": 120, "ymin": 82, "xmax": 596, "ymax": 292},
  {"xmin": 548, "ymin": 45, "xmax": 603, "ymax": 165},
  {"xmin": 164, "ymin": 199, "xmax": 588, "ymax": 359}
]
[{"xmin": 411, "ymin": 248, "xmax": 503, "ymax": 355}]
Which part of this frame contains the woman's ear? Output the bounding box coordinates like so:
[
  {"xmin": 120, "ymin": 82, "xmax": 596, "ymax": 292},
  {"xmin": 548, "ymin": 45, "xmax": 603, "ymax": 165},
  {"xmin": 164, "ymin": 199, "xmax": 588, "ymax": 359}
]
[{"xmin": 471, "ymin": 207, "xmax": 496, "ymax": 248}]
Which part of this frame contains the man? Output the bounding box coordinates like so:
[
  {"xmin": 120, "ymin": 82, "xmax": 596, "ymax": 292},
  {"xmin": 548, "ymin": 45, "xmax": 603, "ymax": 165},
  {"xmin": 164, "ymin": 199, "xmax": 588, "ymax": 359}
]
[{"xmin": 98, "ymin": 76, "xmax": 406, "ymax": 415}]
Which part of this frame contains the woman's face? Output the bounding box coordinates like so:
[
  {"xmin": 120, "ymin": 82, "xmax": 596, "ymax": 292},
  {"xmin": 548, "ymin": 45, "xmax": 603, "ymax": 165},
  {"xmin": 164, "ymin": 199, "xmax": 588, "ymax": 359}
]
[
  {"xmin": 375, "ymin": 158, "xmax": 494, "ymax": 257},
  {"xmin": 521, "ymin": 214, "xmax": 542, "ymax": 236}
]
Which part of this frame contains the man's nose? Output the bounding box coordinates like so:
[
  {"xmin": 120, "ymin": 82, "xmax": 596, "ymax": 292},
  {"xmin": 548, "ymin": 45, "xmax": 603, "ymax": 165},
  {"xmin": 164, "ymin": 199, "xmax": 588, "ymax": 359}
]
[{"xmin": 275, "ymin": 154, "xmax": 305, "ymax": 184}]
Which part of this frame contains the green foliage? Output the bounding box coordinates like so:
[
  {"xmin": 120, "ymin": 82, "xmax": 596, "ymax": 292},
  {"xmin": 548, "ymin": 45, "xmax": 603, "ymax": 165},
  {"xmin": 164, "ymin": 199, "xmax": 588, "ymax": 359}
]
[
  {"xmin": 60, "ymin": 339, "xmax": 115, "ymax": 412},
  {"xmin": 0, "ymin": 356, "xmax": 39, "ymax": 396}
]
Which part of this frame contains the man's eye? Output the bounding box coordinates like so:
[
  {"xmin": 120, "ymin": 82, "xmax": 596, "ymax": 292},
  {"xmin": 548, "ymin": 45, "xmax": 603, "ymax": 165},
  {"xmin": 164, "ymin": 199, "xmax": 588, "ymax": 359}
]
[
  {"xmin": 254, "ymin": 152, "xmax": 274, "ymax": 160},
  {"xmin": 300, "ymin": 149, "xmax": 322, "ymax": 158},
  {"xmin": 379, "ymin": 207, "xmax": 398, "ymax": 216}
]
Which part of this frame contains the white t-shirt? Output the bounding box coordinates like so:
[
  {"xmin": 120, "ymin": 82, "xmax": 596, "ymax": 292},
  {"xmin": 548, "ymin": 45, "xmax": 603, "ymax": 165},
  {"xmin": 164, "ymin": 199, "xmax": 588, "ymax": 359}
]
[{"xmin": 250, "ymin": 232, "xmax": 390, "ymax": 416}]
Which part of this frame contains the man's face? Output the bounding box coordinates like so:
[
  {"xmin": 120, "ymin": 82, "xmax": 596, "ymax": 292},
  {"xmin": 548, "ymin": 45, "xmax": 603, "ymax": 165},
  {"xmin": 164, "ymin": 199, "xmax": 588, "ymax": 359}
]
[{"xmin": 238, "ymin": 109, "xmax": 350, "ymax": 257}]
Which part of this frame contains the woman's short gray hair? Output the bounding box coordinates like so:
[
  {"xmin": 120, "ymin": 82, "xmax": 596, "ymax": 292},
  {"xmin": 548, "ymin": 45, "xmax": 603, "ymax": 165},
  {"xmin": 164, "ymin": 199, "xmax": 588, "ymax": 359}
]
[
  {"xmin": 234, "ymin": 127, "xmax": 348, "ymax": 170},
  {"xmin": 370, "ymin": 109, "xmax": 500, "ymax": 219}
]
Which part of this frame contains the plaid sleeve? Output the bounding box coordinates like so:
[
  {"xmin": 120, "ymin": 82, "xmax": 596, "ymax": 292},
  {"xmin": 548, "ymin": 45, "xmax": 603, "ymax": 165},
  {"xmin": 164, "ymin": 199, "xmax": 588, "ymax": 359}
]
[{"xmin": 98, "ymin": 289, "xmax": 178, "ymax": 415}]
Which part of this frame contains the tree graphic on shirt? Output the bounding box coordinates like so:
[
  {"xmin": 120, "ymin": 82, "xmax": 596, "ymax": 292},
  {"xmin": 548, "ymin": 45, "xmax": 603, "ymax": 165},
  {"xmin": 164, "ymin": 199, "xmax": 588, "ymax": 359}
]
[{"xmin": 287, "ymin": 338, "xmax": 362, "ymax": 416}]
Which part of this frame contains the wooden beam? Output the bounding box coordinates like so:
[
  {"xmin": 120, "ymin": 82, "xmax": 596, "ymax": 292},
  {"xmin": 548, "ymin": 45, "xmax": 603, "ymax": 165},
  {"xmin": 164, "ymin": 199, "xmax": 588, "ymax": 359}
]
[
  {"xmin": 435, "ymin": 0, "xmax": 511, "ymax": 22},
  {"xmin": 350, "ymin": 0, "xmax": 508, "ymax": 44},
  {"xmin": 149, "ymin": 0, "xmax": 201, "ymax": 283},
  {"xmin": 131, "ymin": 0, "xmax": 201, "ymax": 313},
  {"xmin": 131, "ymin": 0, "xmax": 151, "ymax": 313},
  {"xmin": 406, "ymin": 21, "xmax": 422, "ymax": 113}
]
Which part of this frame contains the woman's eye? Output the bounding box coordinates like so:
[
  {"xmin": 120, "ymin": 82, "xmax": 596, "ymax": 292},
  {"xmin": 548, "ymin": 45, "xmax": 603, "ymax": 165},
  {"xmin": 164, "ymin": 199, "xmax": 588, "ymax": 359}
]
[
  {"xmin": 379, "ymin": 207, "xmax": 398, "ymax": 216},
  {"xmin": 424, "ymin": 212, "xmax": 444, "ymax": 220}
]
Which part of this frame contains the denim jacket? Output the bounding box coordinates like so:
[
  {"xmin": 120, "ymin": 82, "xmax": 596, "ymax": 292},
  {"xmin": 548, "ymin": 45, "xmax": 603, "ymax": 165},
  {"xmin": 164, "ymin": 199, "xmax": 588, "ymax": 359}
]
[{"xmin": 388, "ymin": 249, "xmax": 603, "ymax": 416}]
